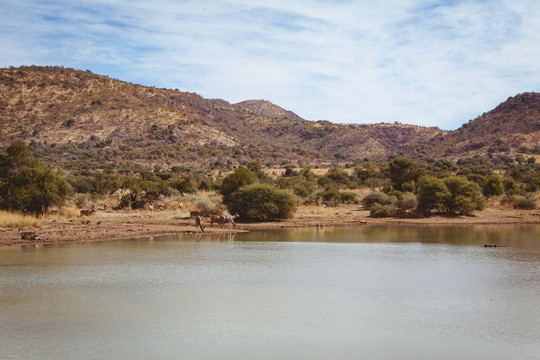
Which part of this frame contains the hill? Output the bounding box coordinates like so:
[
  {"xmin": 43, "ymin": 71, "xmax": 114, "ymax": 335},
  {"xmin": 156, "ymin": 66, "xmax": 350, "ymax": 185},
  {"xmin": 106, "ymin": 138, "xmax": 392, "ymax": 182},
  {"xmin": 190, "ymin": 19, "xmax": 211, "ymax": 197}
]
[
  {"xmin": 0, "ymin": 65, "xmax": 444, "ymax": 171},
  {"xmin": 1, "ymin": 65, "xmax": 538, "ymax": 173},
  {"xmin": 407, "ymin": 92, "xmax": 540, "ymax": 160}
]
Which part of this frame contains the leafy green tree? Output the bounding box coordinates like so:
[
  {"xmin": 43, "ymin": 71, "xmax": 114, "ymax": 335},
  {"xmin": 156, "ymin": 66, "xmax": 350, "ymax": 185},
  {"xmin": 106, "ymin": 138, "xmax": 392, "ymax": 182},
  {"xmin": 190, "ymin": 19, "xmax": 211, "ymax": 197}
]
[
  {"xmin": 389, "ymin": 157, "xmax": 424, "ymax": 191},
  {"xmin": 416, "ymin": 175, "xmax": 448, "ymax": 217},
  {"xmin": 171, "ymin": 174, "xmax": 198, "ymax": 194},
  {"xmin": 228, "ymin": 184, "xmax": 298, "ymax": 221},
  {"xmin": 220, "ymin": 167, "xmax": 258, "ymax": 205},
  {"xmin": 442, "ymin": 176, "xmax": 486, "ymax": 215},
  {"xmin": 0, "ymin": 141, "xmax": 71, "ymax": 215},
  {"xmin": 355, "ymin": 161, "xmax": 380, "ymax": 184},
  {"xmin": 483, "ymin": 174, "xmax": 505, "ymax": 199}
]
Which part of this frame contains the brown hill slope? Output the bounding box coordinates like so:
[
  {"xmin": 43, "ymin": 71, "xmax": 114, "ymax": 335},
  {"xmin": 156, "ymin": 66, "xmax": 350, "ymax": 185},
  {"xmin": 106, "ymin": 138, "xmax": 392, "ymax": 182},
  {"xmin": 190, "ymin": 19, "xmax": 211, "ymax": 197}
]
[
  {"xmin": 0, "ymin": 65, "xmax": 445, "ymax": 171},
  {"xmin": 3, "ymin": 65, "xmax": 536, "ymax": 172},
  {"xmin": 408, "ymin": 92, "xmax": 540, "ymax": 160}
]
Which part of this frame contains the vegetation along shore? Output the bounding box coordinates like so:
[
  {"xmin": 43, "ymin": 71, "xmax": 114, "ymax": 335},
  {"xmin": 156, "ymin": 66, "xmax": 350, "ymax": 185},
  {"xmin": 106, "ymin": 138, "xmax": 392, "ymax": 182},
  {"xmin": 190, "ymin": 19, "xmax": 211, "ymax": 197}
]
[{"xmin": 1, "ymin": 66, "xmax": 539, "ymax": 247}]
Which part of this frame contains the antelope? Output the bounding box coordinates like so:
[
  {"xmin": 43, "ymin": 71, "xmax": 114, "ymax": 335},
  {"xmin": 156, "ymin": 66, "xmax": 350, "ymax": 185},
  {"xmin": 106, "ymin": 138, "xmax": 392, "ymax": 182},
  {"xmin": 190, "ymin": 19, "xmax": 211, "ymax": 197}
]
[
  {"xmin": 80, "ymin": 209, "xmax": 95, "ymax": 217},
  {"xmin": 18, "ymin": 228, "xmax": 40, "ymax": 241},
  {"xmin": 210, "ymin": 214, "xmax": 222, "ymax": 226},
  {"xmin": 221, "ymin": 213, "xmax": 239, "ymax": 229}
]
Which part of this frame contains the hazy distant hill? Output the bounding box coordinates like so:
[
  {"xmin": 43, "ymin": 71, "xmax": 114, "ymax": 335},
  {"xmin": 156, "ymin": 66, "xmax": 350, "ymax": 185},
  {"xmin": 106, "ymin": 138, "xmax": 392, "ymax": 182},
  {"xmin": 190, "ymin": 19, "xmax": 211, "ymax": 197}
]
[{"xmin": 1, "ymin": 65, "xmax": 537, "ymax": 172}]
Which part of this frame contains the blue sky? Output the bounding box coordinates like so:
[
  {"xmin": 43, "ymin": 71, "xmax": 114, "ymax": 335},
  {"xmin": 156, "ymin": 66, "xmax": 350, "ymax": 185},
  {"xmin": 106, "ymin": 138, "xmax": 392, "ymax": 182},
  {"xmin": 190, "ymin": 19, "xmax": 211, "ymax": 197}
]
[{"xmin": 2, "ymin": 0, "xmax": 540, "ymax": 129}]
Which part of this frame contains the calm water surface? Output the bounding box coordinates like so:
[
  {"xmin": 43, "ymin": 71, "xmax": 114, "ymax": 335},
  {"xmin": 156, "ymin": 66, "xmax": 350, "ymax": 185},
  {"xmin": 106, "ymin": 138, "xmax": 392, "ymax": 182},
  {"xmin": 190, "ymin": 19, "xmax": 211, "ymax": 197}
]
[{"xmin": 1, "ymin": 225, "xmax": 540, "ymax": 360}]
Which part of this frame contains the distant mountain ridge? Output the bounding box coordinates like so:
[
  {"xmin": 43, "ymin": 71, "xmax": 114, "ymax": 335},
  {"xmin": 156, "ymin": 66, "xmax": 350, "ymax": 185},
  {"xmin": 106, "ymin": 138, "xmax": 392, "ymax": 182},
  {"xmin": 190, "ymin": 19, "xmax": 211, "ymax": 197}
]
[{"xmin": 1, "ymin": 65, "xmax": 538, "ymax": 171}]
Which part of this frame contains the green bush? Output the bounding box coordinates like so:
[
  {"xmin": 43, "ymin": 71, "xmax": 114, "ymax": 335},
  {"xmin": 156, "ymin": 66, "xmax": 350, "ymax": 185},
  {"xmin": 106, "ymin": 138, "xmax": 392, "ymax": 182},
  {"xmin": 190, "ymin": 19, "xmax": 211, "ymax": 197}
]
[
  {"xmin": 228, "ymin": 184, "xmax": 298, "ymax": 221},
  {"xmin": 339, "ymin": 191, "xmax": 358, "ymax": 204},
  {"xmin": 370, "ymin": 204, "xmax": 397, "ymax": 218},
  {"xmin": 502, "ymin": 196, "xmax": 537, "ymax": 210},
  {"xmin": 361, "ymin": 191, "xmax": 395, "ymax": 209},
  {"xmin": 483, "ymin": 174, "xmax": 505, "ymax": 199},
  {"xmin": 171, "ymin": 174, "xmax": 198, "ymax": 194},
  {"xmin": 397, "ymin": 192, "xmax": 418, "ymax": 212},
  {"xmin": 442, "ymin": 176, "xmax": 486, "ymax": 215},
  {"xmin": 0, "ymin": 141, "xmax": 72, "ymax": 215},
  {"xmin": 416, "ymin": 175, "xmax": 449, "ymax": 217},
  {"xmin": 220, "ymin": 167, "xmax": 258, "ymax": 206},
  {"xmin": 321, "ymin": 186, "xmax": 341, "ymax": 206}
]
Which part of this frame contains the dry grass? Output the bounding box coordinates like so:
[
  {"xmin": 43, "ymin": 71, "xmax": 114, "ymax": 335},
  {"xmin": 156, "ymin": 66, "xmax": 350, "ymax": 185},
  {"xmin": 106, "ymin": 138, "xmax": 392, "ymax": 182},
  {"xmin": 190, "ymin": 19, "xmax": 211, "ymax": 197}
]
[
  {"xmin": 296, "ymin": 205, "xmax": 340, "ymax": 217},
  {"xmin": 0, "ymin": 210, "xmax": 42, "ymax": 228}
]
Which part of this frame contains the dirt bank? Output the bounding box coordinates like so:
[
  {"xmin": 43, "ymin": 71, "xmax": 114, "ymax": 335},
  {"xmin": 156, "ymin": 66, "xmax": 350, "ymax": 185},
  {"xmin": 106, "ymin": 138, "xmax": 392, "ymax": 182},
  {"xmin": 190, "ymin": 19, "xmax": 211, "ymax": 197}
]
[{"xmin": 2, "ymin": 205, "xmax": 540, "ymax": 247}]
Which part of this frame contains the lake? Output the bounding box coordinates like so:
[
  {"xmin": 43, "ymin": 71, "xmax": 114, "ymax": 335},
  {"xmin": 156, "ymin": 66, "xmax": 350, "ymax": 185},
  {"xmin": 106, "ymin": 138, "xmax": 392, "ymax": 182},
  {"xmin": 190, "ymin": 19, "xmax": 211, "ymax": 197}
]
[{"xmin": 1, "ymin": 225, "xmax": 540, "ymax": 359}]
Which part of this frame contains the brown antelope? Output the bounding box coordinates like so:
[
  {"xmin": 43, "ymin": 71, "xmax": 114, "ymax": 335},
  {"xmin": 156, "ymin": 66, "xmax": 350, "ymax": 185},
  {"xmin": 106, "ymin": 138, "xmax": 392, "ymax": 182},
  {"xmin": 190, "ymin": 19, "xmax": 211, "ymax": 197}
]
[
  {"xmin": 80, "ymin": 209, "xmax": 95, "ymax": 217},
  {"xmin": 210, "ymin": 214, "xmax": 223, "ymax": 226},
  {"xmin": 221, "ymin": 213, "xmax": 239, "ymax": 229},
  {"xmin": 18, "ymin": 228, "xmax": 40, "ymax": 241}
]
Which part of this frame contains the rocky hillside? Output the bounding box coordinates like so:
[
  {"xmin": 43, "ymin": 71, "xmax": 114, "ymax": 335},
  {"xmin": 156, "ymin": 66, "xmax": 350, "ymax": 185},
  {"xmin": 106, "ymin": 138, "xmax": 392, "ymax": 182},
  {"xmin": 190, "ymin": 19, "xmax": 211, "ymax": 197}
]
[
  {"xmin": 407, "ymin": 92, "xmax": 540, "ymax": 160},
  {"xmin": 0, "ymin": 65, "xmax": 443, "ymax": 171},
  {"xmin": 1, "ymin": 65, "xmax": 538, "ymax": 172}
]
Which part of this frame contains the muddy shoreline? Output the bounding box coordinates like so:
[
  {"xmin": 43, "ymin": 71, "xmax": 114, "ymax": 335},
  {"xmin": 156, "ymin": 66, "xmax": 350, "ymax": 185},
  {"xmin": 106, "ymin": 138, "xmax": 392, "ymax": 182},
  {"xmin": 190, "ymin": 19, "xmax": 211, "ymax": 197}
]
[{"xmin": 2, "ymin": 206, "xmax": 540, "ymax": 247}]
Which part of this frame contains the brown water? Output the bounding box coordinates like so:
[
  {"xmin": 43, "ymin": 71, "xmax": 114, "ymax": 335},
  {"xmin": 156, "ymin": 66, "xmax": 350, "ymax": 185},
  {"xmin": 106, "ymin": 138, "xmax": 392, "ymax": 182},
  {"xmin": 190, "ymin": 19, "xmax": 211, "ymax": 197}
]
[{"xmin": 1, "ymin": 225, "xmax": 540, "ymax": 359}]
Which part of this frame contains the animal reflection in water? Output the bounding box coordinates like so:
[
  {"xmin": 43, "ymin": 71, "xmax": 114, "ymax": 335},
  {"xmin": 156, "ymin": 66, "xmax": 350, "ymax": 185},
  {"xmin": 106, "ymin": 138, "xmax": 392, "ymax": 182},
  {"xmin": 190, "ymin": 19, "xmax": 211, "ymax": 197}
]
[{"xmin": 18, "ymin": 228, "xmax": 40, "ymax": 240}]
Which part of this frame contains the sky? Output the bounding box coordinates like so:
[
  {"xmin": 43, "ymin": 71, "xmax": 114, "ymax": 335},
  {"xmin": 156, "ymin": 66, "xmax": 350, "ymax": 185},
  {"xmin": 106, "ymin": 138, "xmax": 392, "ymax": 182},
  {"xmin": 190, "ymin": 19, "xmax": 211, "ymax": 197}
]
[{"xmin": 2, "ymin": 0, "xmax": 540, "ymax": 130}]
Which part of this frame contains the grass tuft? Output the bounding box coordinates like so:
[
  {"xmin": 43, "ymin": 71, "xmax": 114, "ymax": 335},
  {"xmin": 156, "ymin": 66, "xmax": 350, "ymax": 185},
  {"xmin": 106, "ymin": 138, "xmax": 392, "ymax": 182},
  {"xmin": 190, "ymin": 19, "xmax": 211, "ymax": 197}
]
[{"xmin": 0, "ymin": 210, "xmax": 42, "ymax": 228}]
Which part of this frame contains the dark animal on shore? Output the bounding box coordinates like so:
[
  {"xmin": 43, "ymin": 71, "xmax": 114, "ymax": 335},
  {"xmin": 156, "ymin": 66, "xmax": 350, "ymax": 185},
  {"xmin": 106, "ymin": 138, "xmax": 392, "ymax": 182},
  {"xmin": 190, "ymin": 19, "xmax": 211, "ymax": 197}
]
[
  {"xmin": 195, "ymin": 215, "xmax": 205, "ymax": 233},
  {"xmin": 80, "ymin": 209, "xmax": 95, "ymax": 217},
  {"xmin": 18, "ymin": 228, "xmax": 40, "ymax": 240}
]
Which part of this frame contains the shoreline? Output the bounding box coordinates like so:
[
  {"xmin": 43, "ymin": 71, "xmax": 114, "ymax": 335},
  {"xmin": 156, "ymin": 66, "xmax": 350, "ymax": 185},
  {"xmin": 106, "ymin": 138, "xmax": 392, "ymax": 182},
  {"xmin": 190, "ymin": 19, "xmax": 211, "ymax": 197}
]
[{"xmin": 1, "ymin": 206, "xmax": 540, "ymax": 248}]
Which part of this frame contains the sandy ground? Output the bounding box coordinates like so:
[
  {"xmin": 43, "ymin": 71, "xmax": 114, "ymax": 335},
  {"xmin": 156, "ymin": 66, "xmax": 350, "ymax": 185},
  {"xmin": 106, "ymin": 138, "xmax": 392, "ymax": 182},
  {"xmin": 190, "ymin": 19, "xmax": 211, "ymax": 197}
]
[{"xmin": 2, "ymin": 205, "xmax": 540, "ymax": 247}]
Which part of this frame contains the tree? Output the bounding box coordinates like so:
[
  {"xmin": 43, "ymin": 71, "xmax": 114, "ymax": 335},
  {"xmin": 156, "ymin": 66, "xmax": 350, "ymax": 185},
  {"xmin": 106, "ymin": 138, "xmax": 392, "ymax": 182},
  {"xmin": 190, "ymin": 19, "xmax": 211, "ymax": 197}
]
[
  {"xmin": 228, "ymin": 184, "xmax": 298, "ymax": 221},
  {"xmin": 416, "ymin": 175, "xmax": 448, "ymax": 217},
  {"xmin": 220, "ymin": 167, "xmax": 258, "ymax": 205},
  {"xmin": 171, "ymin": 174, "xmax": 198, "ymax": 194},
  {"xmin": 483, "ymin": 174, "xmax": 505, "ymax": 199},
  {"xmin": 0, "ymin": 142, "xmax": 71, "ymax": 215},
  {"xmin": 442, "ymin": 176, "xmax": 486, "ymax": 215},
  {"xmin": 389, "ymin": 157, "xmax": 424, "ymax": 191}
]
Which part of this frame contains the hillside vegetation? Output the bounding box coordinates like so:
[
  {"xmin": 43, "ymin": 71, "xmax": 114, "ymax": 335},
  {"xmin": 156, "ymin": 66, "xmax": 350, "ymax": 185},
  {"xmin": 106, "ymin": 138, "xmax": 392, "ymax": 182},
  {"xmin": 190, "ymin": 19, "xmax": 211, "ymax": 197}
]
[{"xmin": 1, "ymin": 65, "xmax": 445, "ymax": 172}]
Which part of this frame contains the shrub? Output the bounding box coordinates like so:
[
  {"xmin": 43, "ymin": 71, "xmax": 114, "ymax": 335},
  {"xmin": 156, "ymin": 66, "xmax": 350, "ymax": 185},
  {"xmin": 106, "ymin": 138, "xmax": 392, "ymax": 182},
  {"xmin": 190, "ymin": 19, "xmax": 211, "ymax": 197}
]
[
  {"xmin": 0, "ymin": 142, "xmax": 72, "ymax": 216},
  {"xmin": 228, "ymin": 184, "xmax": 298, "ymax": 221},
  {"xmin": 502, "ymin": 196, "xmax": 537, "ymax": 210},
  {"xmin": 397, "ymin": 192, "xmax": 418, "ymax": 213},
  {"xmin": 416, "ymin": 175, "xmax": 449, "ymax": 217},
  {"xmin": 220, "ymin": 167, "xmax": 258, "ymax": 205},
  {"xmin": 514, "ymin": 197, "xmax": 537, "ymax": 210},
  {"xmin": 483, "ymin": 174, "xmax": 505, "ymax": 199},
  {"xmin": 171, "ymin": 174, "xmax": 198, "ymax": 194},
  {"xmin": 442, "ymin": 176, "xmax": 486, "ymax": 215},
  {"xmin": 339, "ymin": 191, "xmax": 358, "ymax": 204},
  {"xmin": 370, "ymin": 204, "xmax": 397, "ymax": 218},
  {"xmin": 321, "ymin": 186, "xmax": 341, "ymax": 206},
  {"xmin": 361, "ymin": 191, "xmax": 395, "ymax": 209}
]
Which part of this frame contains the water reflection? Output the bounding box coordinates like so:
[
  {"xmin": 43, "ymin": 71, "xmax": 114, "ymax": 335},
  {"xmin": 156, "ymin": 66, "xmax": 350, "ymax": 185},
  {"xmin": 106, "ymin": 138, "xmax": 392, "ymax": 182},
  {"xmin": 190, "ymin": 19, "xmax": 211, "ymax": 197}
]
[{"xmin": 240, "ymin": 225, "xmax": 540, "ymax": 248}]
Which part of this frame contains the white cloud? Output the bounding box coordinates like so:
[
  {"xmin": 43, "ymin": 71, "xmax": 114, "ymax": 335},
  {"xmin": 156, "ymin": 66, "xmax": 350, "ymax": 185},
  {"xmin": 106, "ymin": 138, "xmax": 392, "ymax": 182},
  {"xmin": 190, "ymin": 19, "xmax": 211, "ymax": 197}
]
[{"xmin": 1, "ymin": 0, "xmax": 540, "ymax": 129}]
